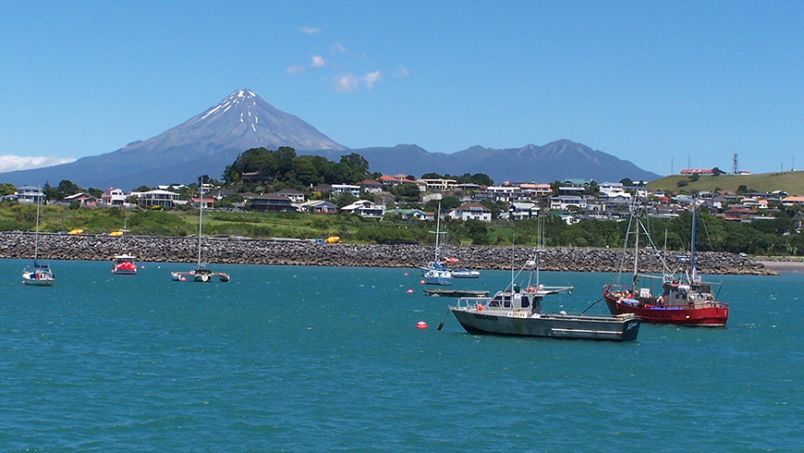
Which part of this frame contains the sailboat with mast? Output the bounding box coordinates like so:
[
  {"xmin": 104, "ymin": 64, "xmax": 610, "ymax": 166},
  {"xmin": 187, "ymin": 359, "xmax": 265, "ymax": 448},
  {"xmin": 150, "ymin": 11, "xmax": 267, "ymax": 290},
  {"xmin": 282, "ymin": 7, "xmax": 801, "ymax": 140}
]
[
  {"xmin": 171, "ymin": 182, "xmax": 230, "ymax": 283},
  {"xmin": 602, "ymin": 201, "xmax": 729, "ymax": 327},
  {"xmin": 22, "ymin": 191, "xmax": 55, "ymax": 286},
  {"xmin": 420, "ymin": 202, "xmax": 452, "ymax": 285},
  {"xmin": 446, "ymin": 211, "xmax": 640, "ymax": 341}
]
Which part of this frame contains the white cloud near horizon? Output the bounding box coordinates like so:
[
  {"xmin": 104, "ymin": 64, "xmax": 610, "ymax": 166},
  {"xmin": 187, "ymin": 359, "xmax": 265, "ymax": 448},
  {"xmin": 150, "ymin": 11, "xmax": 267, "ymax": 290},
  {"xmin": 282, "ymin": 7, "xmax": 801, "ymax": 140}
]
[
  {"xmin": 362, "ymin": 70, "xmax": 382, "ymax": 89},
  {"xmin": 310, "ymin": 55, "xmax": 326, "ymax": 68},
  {"xmin": 333, "ymin": 73, "xmax": 359, "ymax": 92},
  {"xmin": 0, "ymin": 154, "xmax": 75, "ymax": 172},
  {"xmin": 394, "ymin": 66, "xmax": 410, "ymax": 78},
  {"xmin": 286, "ymin": 64, "xmax": 305, "ymax": 74},
  {"xmin": 299, "ymin": 26, "xmax": 321, "ymax": 34}
]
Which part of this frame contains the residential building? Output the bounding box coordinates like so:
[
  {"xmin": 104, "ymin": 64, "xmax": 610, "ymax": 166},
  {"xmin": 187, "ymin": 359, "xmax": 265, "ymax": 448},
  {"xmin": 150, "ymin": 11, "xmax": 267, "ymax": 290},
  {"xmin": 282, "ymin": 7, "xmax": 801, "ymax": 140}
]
[
  {"xmin": 519, "ymin": 183, "xmax": 552, "ymax": 198},
  {"xmin": 134, "ymin": 189, "xmax": 180, "ymax": 208},
  {"xmin": 341, "ymin": 200, "xmax": 386, "ymax": 218},
  {"xmin": 385, "ymin": 208, "xmax": 429, "ymax": 221},
  {"xmin": 550, "ymin": 195, "xmax": 587, "ymax": 211},
  {"xmin": 417, "ymin": 178, "xmax": 457, "ymax": 192},
  {"xmin": 276, "ymin": 188, "xmax": 306, "ymax": 203},
  {"xmin": 358, "ymin": 179, "xmax": 384, "ymax": 194},
  {"xmin": 102, "ymin": 188, "xmax": 128, "ymax": 206},
  {"xmin": 15, "ymin": 185, "xmax": 45, "ymax": 204},
  {"xmin": 509, "ymin": 202, "xmax": 540, "ymax": 220},
  {"xmin": 449, "ymin": 202, "xmax": 492, "ymax": 222},
  {"xmin": 63, "ymin": 193, "xmax": 98, "ymax": 208},
  {"xmin": 296, "ymin": 200, "xmax": 337, "ymax": 214},
  {"xmin": 331, "ymin": 184, "xmax": 361, "ymax": 198},
  {"xmin": 486, "ymin": 185, "xmax": 521, "ymax": 203},
  {"xmin": 190, "ymin": 197, "xmax": 215, "ymax": 209},
  {"xmin": 247, "ymin": 194, "xmax": 295, "ymax": 212}
]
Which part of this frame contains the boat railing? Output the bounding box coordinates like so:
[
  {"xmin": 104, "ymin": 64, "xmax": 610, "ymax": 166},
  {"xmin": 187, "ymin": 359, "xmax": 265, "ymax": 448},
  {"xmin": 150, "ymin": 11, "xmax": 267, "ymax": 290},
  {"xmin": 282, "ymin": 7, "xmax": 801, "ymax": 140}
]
[{"xmin": 455, "ymin": 296, "xmax": 491, "ymax": 309}]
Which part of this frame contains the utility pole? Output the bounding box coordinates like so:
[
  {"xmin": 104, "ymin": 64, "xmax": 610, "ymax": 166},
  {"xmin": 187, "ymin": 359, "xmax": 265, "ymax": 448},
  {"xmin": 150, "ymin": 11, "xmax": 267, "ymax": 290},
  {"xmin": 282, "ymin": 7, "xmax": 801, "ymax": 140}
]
[{"xmin": 732, "ymin": 153, "xmax": 738, "ymax": 175}]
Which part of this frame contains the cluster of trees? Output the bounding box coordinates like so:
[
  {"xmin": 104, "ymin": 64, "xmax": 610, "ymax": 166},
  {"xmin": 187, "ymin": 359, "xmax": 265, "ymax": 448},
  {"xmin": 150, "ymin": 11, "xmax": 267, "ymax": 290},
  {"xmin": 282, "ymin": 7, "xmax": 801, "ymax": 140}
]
[{"xmin": 223, "ymin": 147, "xmax": 374, "ymax": 190}]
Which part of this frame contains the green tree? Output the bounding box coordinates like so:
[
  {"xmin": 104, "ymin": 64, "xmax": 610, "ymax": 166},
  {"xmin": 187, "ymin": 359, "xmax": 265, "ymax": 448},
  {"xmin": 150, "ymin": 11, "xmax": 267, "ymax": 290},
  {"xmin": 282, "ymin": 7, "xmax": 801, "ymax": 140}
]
[
  {"xmin": 0, "ymin": 183, "xmax": 16, "ymax": 196},
  {"xmin": 390, "ymin": 183, "xmax": 421, "ymax": 202}
]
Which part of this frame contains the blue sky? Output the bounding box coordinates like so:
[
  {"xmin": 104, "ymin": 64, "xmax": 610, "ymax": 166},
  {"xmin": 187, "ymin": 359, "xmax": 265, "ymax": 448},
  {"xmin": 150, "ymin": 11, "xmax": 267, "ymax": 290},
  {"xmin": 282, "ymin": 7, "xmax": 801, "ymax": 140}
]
[{"xmin": 1, "ymin": 0, "xmax": 803, "ymax": 176}]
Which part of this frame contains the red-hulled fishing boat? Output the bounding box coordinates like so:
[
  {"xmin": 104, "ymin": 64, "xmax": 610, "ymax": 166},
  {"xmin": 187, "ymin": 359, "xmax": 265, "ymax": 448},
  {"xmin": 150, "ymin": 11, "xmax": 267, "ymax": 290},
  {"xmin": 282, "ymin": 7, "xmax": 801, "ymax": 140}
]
[
  {"xmin": 111, "ymin": 254, "xmax": 138, "ymax": 275},
  {"xmin": 602, "ymin": 203, "xmax": 729, "ymax": 327}
]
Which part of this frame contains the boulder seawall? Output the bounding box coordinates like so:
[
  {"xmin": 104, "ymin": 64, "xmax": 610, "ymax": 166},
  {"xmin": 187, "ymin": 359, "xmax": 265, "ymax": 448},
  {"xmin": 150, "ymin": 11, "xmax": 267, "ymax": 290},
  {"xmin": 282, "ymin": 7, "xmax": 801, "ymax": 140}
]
[{"xmin": 0, "ymin": 232, "xmax": 774, "ymax": 275}]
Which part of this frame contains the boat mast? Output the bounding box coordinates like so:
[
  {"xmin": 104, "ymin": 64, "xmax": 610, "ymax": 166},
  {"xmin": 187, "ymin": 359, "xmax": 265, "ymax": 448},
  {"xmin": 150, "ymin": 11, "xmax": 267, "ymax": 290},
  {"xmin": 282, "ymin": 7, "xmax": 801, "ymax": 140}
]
[
  {"xmin": 690, "ymin": 200, "xmax": 698, "ymax": 283},
  {"xmin": 197, "ymin": 182, "xmax": 204, "ymax": 267},
  {"xmin": 632, "ymin": 211, "xmax": 639, "ymax": 290},
  {"xmin": 433, "ymin": 202, "xmax": 442, "ymax": 264},
  {"xmin": 33, "ymin": 191, "xmax": 41, "ymax": 264}
]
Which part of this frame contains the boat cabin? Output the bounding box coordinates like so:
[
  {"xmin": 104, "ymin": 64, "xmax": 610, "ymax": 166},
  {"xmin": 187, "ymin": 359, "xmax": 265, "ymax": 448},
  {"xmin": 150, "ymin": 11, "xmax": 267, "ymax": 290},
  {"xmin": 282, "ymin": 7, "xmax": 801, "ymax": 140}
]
[{"xmin": 486, "ymin": 290, "xmax": 542, "ymax": 314}]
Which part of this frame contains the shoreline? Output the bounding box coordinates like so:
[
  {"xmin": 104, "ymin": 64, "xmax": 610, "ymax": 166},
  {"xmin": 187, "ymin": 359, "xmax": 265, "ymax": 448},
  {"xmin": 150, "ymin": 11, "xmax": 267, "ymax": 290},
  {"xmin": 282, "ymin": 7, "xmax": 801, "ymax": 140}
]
[
  {"xmin": 756, "ymin": 260, "xmax": 804, "ymax": 273},
  {"xmin": 0, "ymin": 232, "xmax": 777, "ymax": 275}
]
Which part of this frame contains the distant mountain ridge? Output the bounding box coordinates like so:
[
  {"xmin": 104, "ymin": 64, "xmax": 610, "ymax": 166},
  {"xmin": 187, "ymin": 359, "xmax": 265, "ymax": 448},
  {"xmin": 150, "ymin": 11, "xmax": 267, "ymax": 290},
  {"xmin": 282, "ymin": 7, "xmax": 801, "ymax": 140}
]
[
  {"xmin": 0, "ymin": 89, "xmax": 659, "ymax": 188},
  {"xmin": 308, "ymin": 140, "xmax": 659, "ymax": 183}
]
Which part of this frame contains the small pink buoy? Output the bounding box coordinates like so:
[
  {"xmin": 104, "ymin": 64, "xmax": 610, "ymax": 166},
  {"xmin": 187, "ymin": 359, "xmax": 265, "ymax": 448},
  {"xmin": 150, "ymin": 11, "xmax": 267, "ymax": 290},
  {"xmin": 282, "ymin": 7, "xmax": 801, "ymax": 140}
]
[
  {"xmin": 416, "ymin": 321, "xmax": 428, "ymax": 329},
  {"xmin": 419, "ymin": 280, "xmax": 426, "ymax": 285},
  {"xmin": 404, "ymin": 272, "xmax": 409, "ymax": 276},
  {"xmin": 406, "ymin": 289, "xmax": 414, "ymax": 294}
]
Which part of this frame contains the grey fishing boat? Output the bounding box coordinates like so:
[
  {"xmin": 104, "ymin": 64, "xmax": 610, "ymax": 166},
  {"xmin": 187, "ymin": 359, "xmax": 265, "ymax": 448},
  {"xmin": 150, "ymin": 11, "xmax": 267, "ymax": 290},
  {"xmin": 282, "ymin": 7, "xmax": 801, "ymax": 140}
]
[
  {"xmin": 449, "ymin": 287, "xmax": 640, "ymax": 341},
  {"xmin": 445, "ymin": 211, "xmax": 640, "ymax": 342}
]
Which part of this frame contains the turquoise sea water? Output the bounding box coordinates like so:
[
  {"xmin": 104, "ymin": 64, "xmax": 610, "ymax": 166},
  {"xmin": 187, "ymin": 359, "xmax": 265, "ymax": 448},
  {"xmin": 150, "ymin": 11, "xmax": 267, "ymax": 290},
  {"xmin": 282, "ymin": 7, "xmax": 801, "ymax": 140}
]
[{"xmin": 0, "ymin": 259, "xmax": 801, "ymax": 451}]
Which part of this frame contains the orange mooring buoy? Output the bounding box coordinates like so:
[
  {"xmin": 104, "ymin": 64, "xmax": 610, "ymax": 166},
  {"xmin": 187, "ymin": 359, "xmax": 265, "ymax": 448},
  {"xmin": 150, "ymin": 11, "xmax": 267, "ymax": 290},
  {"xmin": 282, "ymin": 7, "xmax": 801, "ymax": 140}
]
[{"xmin": 416, "ymin": 321, "xmax": 428, "ymax": 329}]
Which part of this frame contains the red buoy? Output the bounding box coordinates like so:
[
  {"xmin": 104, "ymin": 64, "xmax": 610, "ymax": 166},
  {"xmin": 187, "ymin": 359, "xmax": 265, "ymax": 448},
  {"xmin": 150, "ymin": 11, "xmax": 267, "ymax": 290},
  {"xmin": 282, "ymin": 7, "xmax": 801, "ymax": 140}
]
[
  {"xmin": 406, "ymin": 288, "xmax": 414, "ymax": 294},
  {"xmin": 416, "ymin": 321, "xmax": 428, "ymax": 329},
  {"xmin": 419, "ymin": 280, "xmax": 426, "ymax": 285}
]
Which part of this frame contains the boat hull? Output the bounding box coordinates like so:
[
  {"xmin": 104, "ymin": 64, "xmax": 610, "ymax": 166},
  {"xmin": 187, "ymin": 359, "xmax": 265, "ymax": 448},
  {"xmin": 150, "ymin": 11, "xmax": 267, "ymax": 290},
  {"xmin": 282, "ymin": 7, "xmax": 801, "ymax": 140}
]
[
  {"xmin": 22, "ymin": 274, "xmax": 54, "ymax": 286},
  {"xmin": 604, "ymin": 294, "xmax": 728, "ymax": 327},
  {"xmin": 449, "ymin": 308, "xmax": 640, "ymax": 342},
  {"xmin": 452, "ymin": 270, "xmax": 480, "ymax": 278}
]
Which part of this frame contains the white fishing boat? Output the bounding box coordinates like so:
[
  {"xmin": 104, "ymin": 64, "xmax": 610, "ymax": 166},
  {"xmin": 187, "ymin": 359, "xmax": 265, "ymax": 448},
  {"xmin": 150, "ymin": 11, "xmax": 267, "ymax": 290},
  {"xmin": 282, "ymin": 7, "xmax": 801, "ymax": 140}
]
[
  {"xmin": 171, "ymin": 182, "xmax": 230, "ymax": 283},
  {"xmin": 22, "ymin": 192, "xmax": 54, "ymax": 286}
]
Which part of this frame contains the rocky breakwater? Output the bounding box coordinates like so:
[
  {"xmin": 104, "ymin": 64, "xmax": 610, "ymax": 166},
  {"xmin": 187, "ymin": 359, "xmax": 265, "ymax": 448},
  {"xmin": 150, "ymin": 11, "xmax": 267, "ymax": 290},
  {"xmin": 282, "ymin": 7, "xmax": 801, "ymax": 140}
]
[{"xmin": 0, "ymin": 232, "xmax": 774, "ymax": 275}]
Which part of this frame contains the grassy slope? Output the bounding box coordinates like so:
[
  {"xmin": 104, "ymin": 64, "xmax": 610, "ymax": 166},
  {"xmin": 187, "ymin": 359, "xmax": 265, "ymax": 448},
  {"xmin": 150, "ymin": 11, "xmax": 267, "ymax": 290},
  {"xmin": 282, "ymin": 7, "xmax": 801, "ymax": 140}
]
[{"xmin": 647, "ymin": 171, "xmax": 804, "ymax": 195}]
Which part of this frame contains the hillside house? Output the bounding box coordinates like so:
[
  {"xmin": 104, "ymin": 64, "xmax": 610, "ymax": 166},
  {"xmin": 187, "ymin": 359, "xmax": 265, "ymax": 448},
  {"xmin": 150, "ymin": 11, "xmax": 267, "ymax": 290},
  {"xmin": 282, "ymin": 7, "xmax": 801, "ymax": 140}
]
[
  {"xmin": 102, "ymin": 188, "xmax": 128, "ymax": 207},
  {"xmin": 550, "ymin": 195, "xmax": 587, "ymax": 211},
  {"xmin": 449, "ymin": 202, "xmax": 492, "ymax": 222},
  {"xmin": 15, "ymin": 186, "xmax": 45, "ymax": 204},
  {"xmin": 341, "ymin": 200, "xmax": 386, "ymax": 218},
  {"xmin": 331, "ymin": 184, "xmax": 361, "ymax": 198},
  {"xmin": 276, "ymin": 188, "xmax": 306, "ymax": 203},
  {"xmin": 247, "ymin": 194, "xmax": 294, "ymax": 212},
  {"xmin": 296, "ymin": 200, "xmax": 337, "ymax": 214},
  {"xmin": 134, "ymin": 189, "xmax": 179, "ymax": 208},
  {"xmin": 63, "ymin": 192, "xmax": 98, "ymax": 208}
]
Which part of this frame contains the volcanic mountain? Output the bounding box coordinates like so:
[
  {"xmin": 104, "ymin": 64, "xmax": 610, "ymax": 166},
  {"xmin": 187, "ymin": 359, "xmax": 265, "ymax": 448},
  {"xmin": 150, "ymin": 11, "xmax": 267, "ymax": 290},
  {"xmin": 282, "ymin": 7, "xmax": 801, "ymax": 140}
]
[
  {"xmin": 0, "ymin": 89, "xmax": 346, "ymax": 189},
  {"xmin": 0, "ymin": 89, "xmax": 659, "ymax": 188}
]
